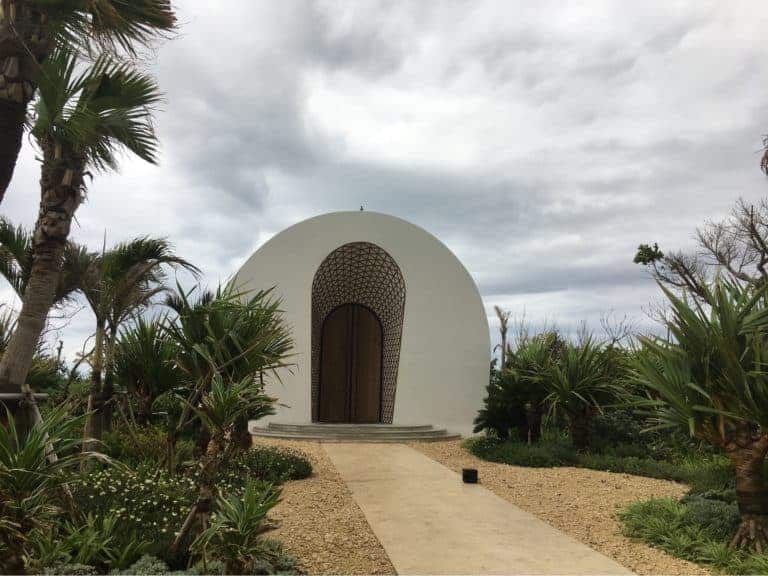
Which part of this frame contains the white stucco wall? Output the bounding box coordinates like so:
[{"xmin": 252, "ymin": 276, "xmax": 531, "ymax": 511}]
[{"xmin": 233, "ymin": 211, "xmax": 490, "ymax": 436}]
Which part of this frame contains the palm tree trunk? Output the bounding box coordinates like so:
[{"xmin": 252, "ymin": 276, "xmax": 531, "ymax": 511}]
[
  {"xmin": 0, "ymin": 142, "xmax": 83, "ymax": 437},
  {"xmin": 569, "ymin": 407, "xmax": 592, "ymax": 451},
  {"xmin": 84, "ymin": 321, "xmax": 105, "ymax": 446},
  {"xmin": 726, "ymin": 431, "xmax": 768, "ymax": 551},
  {"xmin": 0, "ymin": 1, "xmax": 52, "ymax": 202},
  {"xmin": 96, "ymin": 324, "xmax": 119, "ymax": 436}
]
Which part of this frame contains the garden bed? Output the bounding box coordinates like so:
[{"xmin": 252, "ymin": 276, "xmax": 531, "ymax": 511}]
[
  {"xmin": 412, "ymin": 439, "xmax": 708, "ymax": 576},
  {"xmin": 254, "ymin": 438, "xmax": 395, "ymax": 575}
]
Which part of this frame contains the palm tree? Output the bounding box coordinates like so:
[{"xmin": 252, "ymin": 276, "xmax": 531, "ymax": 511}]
[
  {"xmin": 494, "ymin": 306, "xmax": 511, "ymax": 373},
  {"xmin": 80, "ymin": 237, "xmax": 197, "ymax": 440},
  {"xmin": 0, "ymin": 217, "xmax": 89, "ymax": 304},
  {"xmin": 633, "ymin": 280, "xmax": 768, "ymax": 551},
  {"xmin": 543, "ymin": 338, "xmax": 620, "ymax": 450},
  {"xmin": 0, "ymin": 47, "xmax": 162, "ymax": 435},
  {"xmin": 0, "ymin": 0, "xmax": 176, "ymax": 202},
  {"xmin": 113, "ymin": 315, "xmax": 181, "ymax": 424}
]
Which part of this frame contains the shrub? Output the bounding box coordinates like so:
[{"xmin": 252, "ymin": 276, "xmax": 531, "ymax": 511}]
[
  {"xmin": 590, "ymin": 410, "xmax": 646, "ymax": 455},
  {"xmin": 192, "ymin": 480, "xmax": 282, "ymax": 574},
  {"xmin": 44, "ymin": 563, "xmax": 98, "ymax": 575},
  {"xmin": 73, "ymin": 466, "xmax": 196, "ymax": 565},
  {"xmin": 465, "ymin": 436, "xmax": 579, "ymax": 467},
  {"xmin": 101, "ymin": 424, "xmax": 195, "ymax": 469},
  {"xmin": 466, "ymin": 436, "xmax": 735, "ymax": 493},
  {"xmin": 110, "ymin": 554, "xmax": 170, "ymax": 575},
  {"xmin": 619, "ymin": 497, "xmax": 768, "ymax": 574},
  {"xmin": 680, "ymin": 497, "xmax": 740, "ymax": 540},
  {"xmin": 226, "ymin": 445, "xmax": 313, "ymax": 483}
]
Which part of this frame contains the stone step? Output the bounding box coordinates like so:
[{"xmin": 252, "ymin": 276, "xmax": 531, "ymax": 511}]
[
  {"xmin": 249, "ymin": 421, "xmax": 459, "ymax": 442},
  {"xmin": 267, "ymin": 423, "xmax": 435, "ymax": 434},
  {"xmin": 250, "ymin": 429, "xmax": 460, "ymax": 443}
]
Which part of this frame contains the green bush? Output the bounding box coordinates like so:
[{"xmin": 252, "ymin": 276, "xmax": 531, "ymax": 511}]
[
  {"xmin": 110, "ymin": 554, "xmax": 172, "ymax": 575},
  {"xmin": 466, "ymin": 436, "xmax": 735, "ymax": 493},
  {"xmin": 101, "ymin": 424, "xmax": 195, "ymax": 469},
  {"xmin": 227, "ymin": 445, "xmax": 313, "ymax": 483},
  {"xmin": 464, "ymin": 436, "xmax": 578, "ymax": 467},
  {"xmin": 680, "ymin": 497, "xmax": 740, "ymax": 540},
  {"xmin": 619, "ymin": 497, "xmax": 767, "ymax": 574},
  {"xmin": 73, "ymin": 466, "xmax": 196, "ymax": 566}
]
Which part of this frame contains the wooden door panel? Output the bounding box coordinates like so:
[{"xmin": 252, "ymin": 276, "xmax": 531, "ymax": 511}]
[
  {"xmin": 318, "ymin": 305, "xmax": 351, "ymax": 422},
  {"xmin": 351, "ymin": 306, "xmax": 382, "ymax": 423}
]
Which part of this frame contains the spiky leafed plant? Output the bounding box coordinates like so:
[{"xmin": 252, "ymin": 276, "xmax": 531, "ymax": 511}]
[
  {"xmin": 165, "ymin": 283, "xmax": 293, "ymax": 450},
  {"xmin": 633, "ymin": 280, "xmax": 768, "ymax": 551},
  {"xmin": 191, "ymin": 480, "xmax": 282, "ymax": 574},
  {"xmin": 0, "ymin": 47, "xmax": 162, "ymax": 436},
  {"xmin": 474, "ymin": 333, "xmax": 559, "ymax": 442},
  {"xmin": 0, "ymin": 404, "xmax": 106, "ymax": 574},
  {"xmin": 0, "ymin": 0, "xmax": 176, "ymax": 202},
  {"xmin": 0, "ymin": 217, "xmax": 89, "ymax": 304},
  {"xmin": 113, "ymin": 315, "xmax": 181, "ymax": 425},
  {"xmin": 170, "ymin": 375, "xmax": 277, "ymax": 555},
  {"xmin": 79, "ymin": 237, "xmax": 197, "ymax": 441},
  {"xmin": 543, "ymin": 338, "xmax": 620, "ymax": 450}
]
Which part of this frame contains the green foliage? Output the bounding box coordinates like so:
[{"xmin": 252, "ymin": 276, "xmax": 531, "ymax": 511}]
[
  {"xmin": 619, "ymin": 497, "xmax": 768, "ymax": 574},
  {"xmin": 73, "ymin": 466, "xmax": 196, "ymax": 564},
  {"xmin": 101, "ymin": 424, "xmax": 194, "ymax": 469},
  {"xmin": 33, "ymin": 47, "xmax": 163, "ymax": 171},
  {"xmin": 110, "ymin": 554, "xmax": 172, "ymax": 575},
  {"xmin": 633, "ymin": 242, "xmax": 664, "ymax": 265},
  {"xmin": 192, "ymin": 480, "xmax": 282, "ymax": 574},
  {"xmin": 465, "ymin": 436, "xmax": 735, "ymax": 494},
  {"xmin": 0, "ymin": 405, "xmax": 105, "ymax": 572},
  {"xmin": 474, "ymin": 333, "xmax": 560, "ymax": 440},
  {"xmin": 590, "ymin": 410, "xmax": 646, "ymax": 455},
  {"xmin": 227, "ymin": 445, "xmax": 313, "ymax": 484},
  {"xmin": 44, "ymin": 563, "xmax": 98, "ymax": 575},
  {"xmin": 36, "ymin": 513, "xmax": 149, "ymax": 571},
  {"xmin": 464, "ymin": 436, "xmax": 579, "ymax": 467},
  {"xmin": 633, "ymin": 279, "xmax": 768, "ymax": 443}
]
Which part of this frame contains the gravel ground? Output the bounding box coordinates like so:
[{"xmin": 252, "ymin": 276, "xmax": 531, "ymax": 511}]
[
  {"xmin": 255, "ymin": 438, "xmax": 395, "ymax": 575},
  {"xmin": 411, "ymin": 439, "xmax": 709, "ymax": 576}
]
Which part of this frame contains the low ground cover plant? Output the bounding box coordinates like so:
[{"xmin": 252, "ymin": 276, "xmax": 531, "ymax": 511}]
[{"xmin": 620, "ymin": 496, "xmax": 768, "ymax": 574}]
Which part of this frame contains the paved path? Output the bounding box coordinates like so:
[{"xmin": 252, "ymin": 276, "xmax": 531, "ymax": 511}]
[{"xmin": 324, "ymin": 443, "xmax": 632, "ymax": 575}]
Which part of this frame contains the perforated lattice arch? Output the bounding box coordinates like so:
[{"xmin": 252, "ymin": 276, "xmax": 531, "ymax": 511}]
[{"xmin": 311, "ymin": 242, "xmax": 406, "ymax": 423}]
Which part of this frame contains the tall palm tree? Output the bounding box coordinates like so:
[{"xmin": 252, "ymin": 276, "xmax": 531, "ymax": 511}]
[
  {"xmin": 80, "ymin": 237, "xmax": 197, "ymax": 440},
  {"xmin": 0, "ymin": 47, "xmax": 162, "ymax": 435},
  {"xmin": 0, "ymin": 0, "xmax": 176, "ymax": 202}
]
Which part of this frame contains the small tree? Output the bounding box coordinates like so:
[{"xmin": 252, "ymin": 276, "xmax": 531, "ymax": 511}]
[
  {"xmin": 170, "ymin": 375, "xmax": 276, "ymax": 555},
  {"xmin": 633, "ymin": 280, "xmax": 768, "ymax": 551},
  {"xmin": 543, "ymin": 338, "xmax": 620, "ymax": 450}
]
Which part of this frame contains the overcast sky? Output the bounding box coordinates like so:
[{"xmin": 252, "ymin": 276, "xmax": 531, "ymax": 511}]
[{"xmin": 3, "ymin": 0, "xmax": 768, "ymax": 360}]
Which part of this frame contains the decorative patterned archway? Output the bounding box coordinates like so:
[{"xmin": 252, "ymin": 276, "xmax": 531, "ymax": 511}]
[{"xmin": 311, "ymin": 242, "xmax": 406, "ymax": 423}]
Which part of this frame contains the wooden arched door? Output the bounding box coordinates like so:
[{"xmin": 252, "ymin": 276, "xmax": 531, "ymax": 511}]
[{"xmin": 318, "ymin": 303, "xmax": 383, "ymax": 423}]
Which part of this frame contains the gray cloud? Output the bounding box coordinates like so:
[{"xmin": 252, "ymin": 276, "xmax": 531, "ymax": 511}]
[{"xmin": 2, "ymin": 0, "xmax": 768, "ymax": 360}]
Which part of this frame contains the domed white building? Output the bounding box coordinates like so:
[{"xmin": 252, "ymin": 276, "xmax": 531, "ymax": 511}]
[{"xmin": 235, "ymin": 211, "xmax": 489, "ymax": 439}]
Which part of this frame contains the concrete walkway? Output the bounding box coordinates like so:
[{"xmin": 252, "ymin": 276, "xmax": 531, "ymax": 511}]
[{"xmin": 324, "ymin": 443, "xmax": 632, "ymax": 575}]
